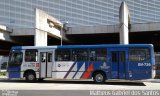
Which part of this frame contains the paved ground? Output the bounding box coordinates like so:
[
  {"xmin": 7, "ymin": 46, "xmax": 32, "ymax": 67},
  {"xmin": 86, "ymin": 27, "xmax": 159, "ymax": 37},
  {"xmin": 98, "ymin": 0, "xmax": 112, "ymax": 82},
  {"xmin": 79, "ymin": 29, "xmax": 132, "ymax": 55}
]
[
  {"xmin": 0, "ymin": 79, "xmax": 160, "ymax": 96},
  {"xmin": 0, "ymin": 79, "xmax": 160, "ymax": 90}
]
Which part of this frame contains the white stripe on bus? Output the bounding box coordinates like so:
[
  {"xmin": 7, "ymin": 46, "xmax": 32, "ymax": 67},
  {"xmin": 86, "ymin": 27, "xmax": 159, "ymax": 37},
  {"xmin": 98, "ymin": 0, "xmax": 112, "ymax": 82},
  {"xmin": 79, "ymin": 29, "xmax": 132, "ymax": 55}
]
[
  {"xmin": 74, "ymin": 63, "xmax": 85, "ymax": 79},
  {"xmin": 66, "ymin": 63, "xmax": 77, "ymax": 79}
]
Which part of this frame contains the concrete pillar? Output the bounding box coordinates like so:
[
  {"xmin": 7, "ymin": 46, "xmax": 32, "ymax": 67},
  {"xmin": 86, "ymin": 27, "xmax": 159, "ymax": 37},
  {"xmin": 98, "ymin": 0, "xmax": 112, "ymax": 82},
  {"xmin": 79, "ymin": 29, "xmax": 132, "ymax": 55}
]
[
  {"xmin": 35, "ymin": 9, "xmax": 47, "ymax": 46},
  {"xmin": 34, "ymin": 29, "xmax": 47, "ymax": 46},
  {"xmin": 119, "ymin": 1, "xmax": 130, "ymax": 44},
  {"xmin": 34, "ymin": 9, "xmax": 63, "ymax": 46}
]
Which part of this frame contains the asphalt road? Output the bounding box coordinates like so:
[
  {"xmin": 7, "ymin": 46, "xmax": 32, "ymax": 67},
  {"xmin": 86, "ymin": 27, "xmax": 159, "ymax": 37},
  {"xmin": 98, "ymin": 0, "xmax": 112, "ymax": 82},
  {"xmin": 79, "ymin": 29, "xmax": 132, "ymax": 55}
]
[
  {"xmin": 0, "ymin": 79, "xmax": 160, "ymax": 96},
  {"xmin": 0, "ymin": 79, "xmax": 160, "ymax": 90}
]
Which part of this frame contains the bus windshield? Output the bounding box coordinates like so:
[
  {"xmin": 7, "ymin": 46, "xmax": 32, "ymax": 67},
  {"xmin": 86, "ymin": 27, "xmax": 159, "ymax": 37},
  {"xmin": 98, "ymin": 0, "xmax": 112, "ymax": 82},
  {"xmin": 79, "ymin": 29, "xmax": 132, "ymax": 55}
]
[{"xmin": 8, "ymin": 52, "xmax": 23, "ymax": 68}]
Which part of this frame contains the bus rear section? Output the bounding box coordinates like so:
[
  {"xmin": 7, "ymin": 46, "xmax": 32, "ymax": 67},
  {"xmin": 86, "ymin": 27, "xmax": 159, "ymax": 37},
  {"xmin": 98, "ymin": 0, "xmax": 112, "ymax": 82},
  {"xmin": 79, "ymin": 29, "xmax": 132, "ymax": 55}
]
[
  {"xmin": 127, "ymin": 48, "xmax": 155, "ymax": 80},
  {"xmin": 107, "ymin": 46, "xmax": 155, "ymax": 80}
]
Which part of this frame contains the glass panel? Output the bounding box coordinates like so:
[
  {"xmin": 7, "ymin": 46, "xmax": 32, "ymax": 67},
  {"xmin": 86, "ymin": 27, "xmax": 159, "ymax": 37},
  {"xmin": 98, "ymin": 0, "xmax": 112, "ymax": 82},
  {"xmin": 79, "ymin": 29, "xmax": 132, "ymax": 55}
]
[
  {"xmin": 89, "ymin": 48, "xmax": 107, "ymax": 61},
  {"xmin": 8, "ymin": 52, "xmax": 23, "ymax": 67},
  {"xmin": 119, "ymin": 52, "xmax": 125, "ymax": 62},
  {"xmin": 48, "ymin": 53, "xmax": 52, "ymax": 62},
  {"xmin": 25, "ymin": 49, "xmax": 38, "ymax": 62},
  {"xmin": 72, "ymin": 49, "xmax": 88, "ymax": 61},
  {"xmin": 129, "ymin": 48, "xmax": 150, "ymax": 62},
  {"xmin": 55, "ymin": 49, "xmax": 71, "ymax": 61},
  {"xmin": 41, "ymin": 53, "xmax": 46, "ymax": 62},
  {"xmin": 112, "ymin": 52, "xmax": 117, "ymax": 62}
]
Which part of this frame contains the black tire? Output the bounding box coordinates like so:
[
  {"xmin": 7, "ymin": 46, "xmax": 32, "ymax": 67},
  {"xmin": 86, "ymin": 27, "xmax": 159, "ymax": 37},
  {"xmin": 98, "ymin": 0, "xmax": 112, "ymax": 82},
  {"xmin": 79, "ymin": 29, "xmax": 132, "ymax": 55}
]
[
  {"xmin": 25, "ymin": 72, "xmax": 36, "ymax": 82},
  {"xmin": 93, "ymin": 72, "xmax": 106, "ymax": 84}
]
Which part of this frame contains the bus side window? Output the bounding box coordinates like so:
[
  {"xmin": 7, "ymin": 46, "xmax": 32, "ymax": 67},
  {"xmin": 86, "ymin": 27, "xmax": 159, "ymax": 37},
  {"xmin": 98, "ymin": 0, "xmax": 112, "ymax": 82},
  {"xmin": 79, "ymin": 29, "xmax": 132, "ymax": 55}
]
[
  {"xmin": 89, "ymin": 48, "xmax": 107, "ymax": 61},
  {"xmin": 89, "ymin": 50, "xmax": 96, "ymax": 61},
  {"xmin": 72, "ymin": 49, "xmax": 88, "ymax": 61},
  {"xmin": 96, "ymin": 49, "xmax": 107, "ymax": 61},
  {"xmin": 55, "ymin": 49, "xmax": 71, "ymax": 61},
  {"xmin": 129, "ymin": 48, "xmax": 150, "ymax": 62},
  {"xmin": 25, "ymin": 49, "xmax": 38, "ymax": 62}
]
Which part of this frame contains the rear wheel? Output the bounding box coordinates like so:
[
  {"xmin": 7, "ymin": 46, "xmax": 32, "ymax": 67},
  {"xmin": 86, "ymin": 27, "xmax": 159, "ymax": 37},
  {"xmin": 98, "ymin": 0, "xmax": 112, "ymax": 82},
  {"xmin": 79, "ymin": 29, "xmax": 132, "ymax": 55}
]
[
  {"xmin": 93, "ymin": 72, "xmax": 106, "ymax": 84},
  {"xmin": 25, "ymin": 72, "xmax": 36, "ymax": 82}
]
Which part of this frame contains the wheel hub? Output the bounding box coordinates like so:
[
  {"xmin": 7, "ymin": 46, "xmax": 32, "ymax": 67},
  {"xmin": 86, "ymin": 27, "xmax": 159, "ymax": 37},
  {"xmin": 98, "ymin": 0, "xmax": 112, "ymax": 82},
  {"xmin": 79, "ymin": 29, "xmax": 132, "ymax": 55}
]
[
  {"xmin": 28, "ymin": 74, "xmax": 34, "ymax": 80},
  {"xmin": 95, "ymin": 74, "xmax": 103, "ymax": 82}
]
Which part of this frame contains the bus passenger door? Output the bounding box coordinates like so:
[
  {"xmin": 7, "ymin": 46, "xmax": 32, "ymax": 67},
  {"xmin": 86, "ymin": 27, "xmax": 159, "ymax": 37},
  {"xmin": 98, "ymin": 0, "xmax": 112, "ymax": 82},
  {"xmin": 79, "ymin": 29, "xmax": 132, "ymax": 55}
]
[
  {"xmin": 110, "ymin": 51, "xmax": 126, "ymax": 79},
  {"xmin": 40, "ymin": 52, "xmax": 53, "ymax": 78}
]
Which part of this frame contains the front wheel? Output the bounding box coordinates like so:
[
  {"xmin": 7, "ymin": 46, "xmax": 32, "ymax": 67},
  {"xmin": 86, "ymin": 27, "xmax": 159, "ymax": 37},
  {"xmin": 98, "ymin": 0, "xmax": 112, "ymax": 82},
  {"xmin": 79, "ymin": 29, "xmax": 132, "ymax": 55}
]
[
  {"xmin": 93, "ymin": 72, "xmax": 106, "ymax": 84},
  {"xmin": 25, "ymin": 72, "xmax": 36, "ymax": 82}
]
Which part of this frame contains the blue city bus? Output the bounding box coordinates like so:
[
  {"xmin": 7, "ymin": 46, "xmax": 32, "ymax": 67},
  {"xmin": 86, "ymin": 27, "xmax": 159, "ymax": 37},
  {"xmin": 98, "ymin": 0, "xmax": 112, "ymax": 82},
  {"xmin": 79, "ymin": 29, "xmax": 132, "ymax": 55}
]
[{"xmin": 7, "ymin": 44, "xmax": 156, "ymax": 83}]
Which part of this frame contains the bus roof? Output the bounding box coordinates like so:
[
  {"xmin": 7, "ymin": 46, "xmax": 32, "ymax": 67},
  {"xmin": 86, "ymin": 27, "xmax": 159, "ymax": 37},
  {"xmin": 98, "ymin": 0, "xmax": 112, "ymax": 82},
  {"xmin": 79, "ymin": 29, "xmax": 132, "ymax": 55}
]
[{"xmin": 11, "ymin": 44, "xmax": 153, "ymax": 50}]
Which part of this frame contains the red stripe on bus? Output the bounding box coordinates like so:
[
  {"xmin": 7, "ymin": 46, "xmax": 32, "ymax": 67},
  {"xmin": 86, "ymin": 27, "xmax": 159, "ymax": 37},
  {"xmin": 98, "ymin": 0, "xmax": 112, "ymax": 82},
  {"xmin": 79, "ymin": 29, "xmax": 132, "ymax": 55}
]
[{"xmin": 82, "ymin": 64, "xmax": 93, "ymax": 79}]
